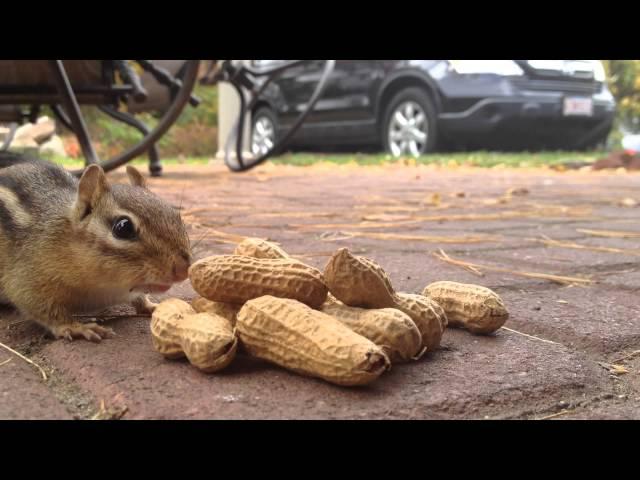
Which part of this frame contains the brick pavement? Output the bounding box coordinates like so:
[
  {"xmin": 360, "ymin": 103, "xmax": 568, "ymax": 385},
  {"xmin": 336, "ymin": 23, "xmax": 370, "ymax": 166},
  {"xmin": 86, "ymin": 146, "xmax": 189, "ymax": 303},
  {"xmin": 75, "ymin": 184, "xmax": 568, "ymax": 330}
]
[{"xmin": 1, "ymin": 163, "xmax": 638, "ymax": 419}]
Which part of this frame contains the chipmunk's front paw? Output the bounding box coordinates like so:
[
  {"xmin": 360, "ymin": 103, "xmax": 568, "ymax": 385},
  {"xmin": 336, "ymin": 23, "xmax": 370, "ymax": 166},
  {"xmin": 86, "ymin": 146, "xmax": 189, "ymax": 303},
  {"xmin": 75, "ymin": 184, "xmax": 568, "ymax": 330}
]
[
  {"xmin": 52, "ymin": 322, "xmax": 116, "ymax": 342},
  {"xmin": 132, "ymin": 294, "xmax": 158, "ymax": 314}
]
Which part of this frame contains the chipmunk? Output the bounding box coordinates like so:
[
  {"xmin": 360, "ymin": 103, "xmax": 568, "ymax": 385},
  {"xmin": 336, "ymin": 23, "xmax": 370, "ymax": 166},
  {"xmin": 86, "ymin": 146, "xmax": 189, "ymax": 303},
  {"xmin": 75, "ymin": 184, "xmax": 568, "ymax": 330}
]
[{"xmin": 0, "ymin": 151, "xmax": 192, "ymax": 342}]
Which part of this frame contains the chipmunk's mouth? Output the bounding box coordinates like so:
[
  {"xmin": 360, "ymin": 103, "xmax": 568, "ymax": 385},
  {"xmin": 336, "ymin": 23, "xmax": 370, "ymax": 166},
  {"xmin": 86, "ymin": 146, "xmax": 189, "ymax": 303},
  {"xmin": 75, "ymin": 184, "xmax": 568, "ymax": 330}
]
[{"xmin": 130, "ymin": 284, "xmax": 173, "ymax": 294}]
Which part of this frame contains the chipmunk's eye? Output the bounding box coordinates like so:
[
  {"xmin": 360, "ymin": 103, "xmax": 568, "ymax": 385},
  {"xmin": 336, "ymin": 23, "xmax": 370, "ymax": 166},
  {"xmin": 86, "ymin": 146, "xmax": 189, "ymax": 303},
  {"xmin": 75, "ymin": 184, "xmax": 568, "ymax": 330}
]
[{"xmin": 112, "ymin": 217, "xmax": 136, "ymax": 240}]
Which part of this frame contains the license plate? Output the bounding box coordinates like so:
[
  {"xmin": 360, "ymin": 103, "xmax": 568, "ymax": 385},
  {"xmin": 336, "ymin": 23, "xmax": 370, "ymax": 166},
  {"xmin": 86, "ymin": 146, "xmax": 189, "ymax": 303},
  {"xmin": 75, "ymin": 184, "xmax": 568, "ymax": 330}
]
[{"xmin": 563, "ymin": 97, "xmax": 593, "ymax": 116}]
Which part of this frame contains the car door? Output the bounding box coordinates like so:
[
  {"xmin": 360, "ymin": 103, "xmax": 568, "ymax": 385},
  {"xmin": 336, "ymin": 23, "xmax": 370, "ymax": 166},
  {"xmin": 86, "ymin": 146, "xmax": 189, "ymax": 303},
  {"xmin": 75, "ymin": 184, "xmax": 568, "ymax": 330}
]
[
  {"xmin": 281, "ymin": 60, "xmax": 382, "ymax": 141},
  {"xmin": 258, "ymin": 61, "xmax": 310, "ymax": 126},
  {"xmin": 305, "ymin": 61, "xmax": 380, "ymax": 121},
  {"xmin": 254, "ymin": 60, "xmax": 383, "ymax": 143}
]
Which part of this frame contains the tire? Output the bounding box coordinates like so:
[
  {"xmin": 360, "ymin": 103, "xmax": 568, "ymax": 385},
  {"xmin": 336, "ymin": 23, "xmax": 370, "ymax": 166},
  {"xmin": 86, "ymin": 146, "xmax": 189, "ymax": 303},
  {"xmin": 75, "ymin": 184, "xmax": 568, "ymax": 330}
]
[
  {"xmin": 251, "ymin": 107, "xmax": 278, "ymax": 156},
  {"xmin": 382, "ymin": 87, "xmax": 438, "ymax": 157}
]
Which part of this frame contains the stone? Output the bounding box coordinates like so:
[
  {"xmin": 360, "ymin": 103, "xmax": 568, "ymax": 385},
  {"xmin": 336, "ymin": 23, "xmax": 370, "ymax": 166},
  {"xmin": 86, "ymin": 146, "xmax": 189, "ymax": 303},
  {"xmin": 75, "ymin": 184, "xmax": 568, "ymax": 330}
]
[
  {"xmin": 0, "ymin": 125, "xmax": 10, "ymax": 142},
  {"xmin": 39, "ymin": 135, "xmax": 66, "ymax": 157},
  {"xmin": 14, "ymin": 116, "xmax": 56, "ymax": 145},
  {"xmin": 9, "ymin": 136, "xmax": 39, "ymax": 154}
]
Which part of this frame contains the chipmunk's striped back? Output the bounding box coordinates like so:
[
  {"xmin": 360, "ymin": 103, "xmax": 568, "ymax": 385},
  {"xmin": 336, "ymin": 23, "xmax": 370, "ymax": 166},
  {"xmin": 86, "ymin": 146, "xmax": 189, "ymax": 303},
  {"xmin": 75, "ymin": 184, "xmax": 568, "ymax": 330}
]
[{"xmin": 0, "ymin": 153, "xmax": 76, "ymax": 241}]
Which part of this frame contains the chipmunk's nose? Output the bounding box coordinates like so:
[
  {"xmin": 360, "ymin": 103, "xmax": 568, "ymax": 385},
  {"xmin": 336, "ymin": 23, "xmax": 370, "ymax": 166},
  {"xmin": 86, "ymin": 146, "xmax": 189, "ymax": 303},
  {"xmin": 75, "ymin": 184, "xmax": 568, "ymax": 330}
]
[{"xmin": 172, "ymin": 254, "xmax": 191, "ymax": 282}]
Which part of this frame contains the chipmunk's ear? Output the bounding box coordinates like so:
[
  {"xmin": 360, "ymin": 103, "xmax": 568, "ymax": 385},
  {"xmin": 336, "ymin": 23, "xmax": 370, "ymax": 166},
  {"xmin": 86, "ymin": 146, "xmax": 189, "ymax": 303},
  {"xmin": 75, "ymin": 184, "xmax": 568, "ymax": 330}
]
[
  {"xmin": 126, "ymin": 165, "xmax": 147, "ymax": 189},
  {"xmin": 74, "ymin": 165, "xmax": 109, "ymax": 219}
]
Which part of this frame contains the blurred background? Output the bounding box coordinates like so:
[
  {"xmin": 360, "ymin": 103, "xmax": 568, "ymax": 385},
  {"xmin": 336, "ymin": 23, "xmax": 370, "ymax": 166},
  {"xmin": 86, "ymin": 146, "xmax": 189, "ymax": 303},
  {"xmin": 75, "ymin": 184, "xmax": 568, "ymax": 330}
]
[{"xmin": 2, "ymin": 60, "xmax": 639, "ymax": 168}]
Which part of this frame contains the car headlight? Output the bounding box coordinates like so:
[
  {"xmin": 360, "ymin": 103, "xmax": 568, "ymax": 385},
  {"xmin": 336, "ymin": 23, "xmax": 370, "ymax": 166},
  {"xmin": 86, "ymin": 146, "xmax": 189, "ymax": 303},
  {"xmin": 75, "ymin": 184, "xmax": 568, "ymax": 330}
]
[
  {"xmin": 448, "ymin": 60, "xmax": 524, "ymax": 76},
  {"xmin": 591, "ymin": 60, "xmax": 606, "ymax": 82}
]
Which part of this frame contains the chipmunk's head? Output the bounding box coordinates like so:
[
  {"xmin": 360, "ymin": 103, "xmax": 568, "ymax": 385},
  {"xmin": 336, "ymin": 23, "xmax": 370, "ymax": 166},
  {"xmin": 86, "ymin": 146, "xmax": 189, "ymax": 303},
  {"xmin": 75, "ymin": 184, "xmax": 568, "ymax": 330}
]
[{"xmin": 71, "ymin": 165, "xmax": 192, "ymax": 294}]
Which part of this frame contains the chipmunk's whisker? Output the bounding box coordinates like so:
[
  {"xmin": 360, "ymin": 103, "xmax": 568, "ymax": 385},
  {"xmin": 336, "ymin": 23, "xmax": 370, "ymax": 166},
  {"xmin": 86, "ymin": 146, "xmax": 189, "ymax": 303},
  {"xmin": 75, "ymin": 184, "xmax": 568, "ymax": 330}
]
[
  {"xmin": 178, "ymin": 185, "xmax": 186, "ymax": 211},
  {"xmin": 190, "ymin": 228, "xmax": 212, "ymax": 252}
]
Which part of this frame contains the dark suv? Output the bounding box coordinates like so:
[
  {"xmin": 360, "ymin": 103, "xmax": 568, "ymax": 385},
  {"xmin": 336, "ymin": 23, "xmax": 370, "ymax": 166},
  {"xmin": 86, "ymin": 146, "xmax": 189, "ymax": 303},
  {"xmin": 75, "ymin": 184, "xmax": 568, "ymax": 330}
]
[{"xmin": 250, "ymin": 60, "xmax": 616, "ymax": 156}]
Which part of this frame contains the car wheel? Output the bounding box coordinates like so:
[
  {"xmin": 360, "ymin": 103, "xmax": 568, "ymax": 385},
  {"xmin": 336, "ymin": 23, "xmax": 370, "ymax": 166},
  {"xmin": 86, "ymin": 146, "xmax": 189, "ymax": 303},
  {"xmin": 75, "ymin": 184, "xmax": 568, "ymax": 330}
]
[
  {"xmin": 382, "ymin": 87, "xmax": 437, "ymax": 157},
  {"xmin": 251, "ymin": 107, "xmax": 278, "ymax": 156}
]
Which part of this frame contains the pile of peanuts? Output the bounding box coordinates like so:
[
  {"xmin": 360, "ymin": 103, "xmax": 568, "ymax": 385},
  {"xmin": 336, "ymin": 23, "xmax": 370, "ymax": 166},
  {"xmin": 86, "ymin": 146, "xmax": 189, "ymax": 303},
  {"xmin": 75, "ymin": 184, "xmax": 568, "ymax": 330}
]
[{"xmin": 150, "ymin": 238, "xmax": 509, "ymax": 386}]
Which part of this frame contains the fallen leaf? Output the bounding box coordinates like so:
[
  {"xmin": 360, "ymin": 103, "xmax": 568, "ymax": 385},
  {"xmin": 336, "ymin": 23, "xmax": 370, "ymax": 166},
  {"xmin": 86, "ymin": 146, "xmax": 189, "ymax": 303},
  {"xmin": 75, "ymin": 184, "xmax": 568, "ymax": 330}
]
[
  {"xmin": 617, "ymin": 198, "xmax": 638, "ymax": 208},
  {"xmin": 610, "ymin": 364, "xmax": 629, "ymax": 375},
  {"xmin": 91, "ymin": 400, "xmax": 128, "ymax": 420},
  {"xmin": 423, "ymin": 193, "xmax": 441, "ymax": 206},
  {"xmin": 483, "ymin": 195, "xmax": 512, "ymax": 205},
  {"xmin": 506, "ymin": 187, "xmax": 530, "ymax": 196},
  {"xmin": 400, "ymin": 157, "xmax": 417, "ymax": 167}
]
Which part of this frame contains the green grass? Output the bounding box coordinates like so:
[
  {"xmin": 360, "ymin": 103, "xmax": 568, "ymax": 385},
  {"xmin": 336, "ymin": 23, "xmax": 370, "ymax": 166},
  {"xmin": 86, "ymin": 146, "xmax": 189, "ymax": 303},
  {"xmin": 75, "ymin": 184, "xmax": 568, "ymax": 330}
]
[
  {"xmin": 50, "ymin": 84, "xmax": 219, "ymax": 159},
  {"xmin": 271, "ymin": 150, "xmax": 607, "ymax": 168},
  {"xmin": 42, "ymin": 150, "xmax": 606, "ymax": 170},
  {"xmin": 43, "ymin": 155, "xmax": 212, "ymax": 169}
]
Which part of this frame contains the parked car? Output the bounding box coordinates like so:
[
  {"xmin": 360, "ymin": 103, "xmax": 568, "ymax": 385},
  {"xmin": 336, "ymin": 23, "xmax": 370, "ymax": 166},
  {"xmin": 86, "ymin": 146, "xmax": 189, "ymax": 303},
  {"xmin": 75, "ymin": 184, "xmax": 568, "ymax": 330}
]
[{"xmin": 250, "ymin": 60, "xmax": 616, "ymax": 156}]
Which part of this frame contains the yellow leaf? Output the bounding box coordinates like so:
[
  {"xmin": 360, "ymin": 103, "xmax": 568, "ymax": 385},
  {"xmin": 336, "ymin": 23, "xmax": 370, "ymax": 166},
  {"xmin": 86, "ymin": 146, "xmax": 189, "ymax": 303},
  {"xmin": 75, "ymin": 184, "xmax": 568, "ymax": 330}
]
[
  {"xmin": 618, "ymin": 198, "xmax": 638, "ymax": 208},
  {"xmin": 610, "ymin": 364, "xmax": 629, "ymax": 375},
  {"xmin": 423, "ymin": 193, "xmax": 441, "ymax": 206}
]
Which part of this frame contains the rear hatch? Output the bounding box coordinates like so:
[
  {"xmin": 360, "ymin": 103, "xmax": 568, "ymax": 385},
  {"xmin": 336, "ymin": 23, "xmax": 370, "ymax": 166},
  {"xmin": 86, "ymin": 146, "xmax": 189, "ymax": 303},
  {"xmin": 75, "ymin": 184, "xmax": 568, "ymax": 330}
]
[{"xmin": 513, "ymin": 60, "xmax": 602, "ymax": 94}]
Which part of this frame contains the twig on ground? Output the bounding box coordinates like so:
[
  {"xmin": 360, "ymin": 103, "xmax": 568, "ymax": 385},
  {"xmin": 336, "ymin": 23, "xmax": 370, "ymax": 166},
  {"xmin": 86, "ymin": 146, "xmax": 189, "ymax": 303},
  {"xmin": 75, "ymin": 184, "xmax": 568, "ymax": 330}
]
[
  {"xmin": 433, "ymin": 249, "xmax": 593, "ymax": 286},
  {"xmin": 536, "ymin": 409, "xmax": 575, "ymax": 420},
  {"xmin": 500, "ymin": 327, "xmax": 562, "ymax": 345},
  {"xmin": 0, "ymin": 341, "xmax": 47, "ymax": 381},
  {"xmin": 577, "ymin": 228, "xmax": 640, "ymax": 239},
  {"xmin": 612, "ymin": 350, "xmax": 640, "ymax": 365},
  {"xmin": 535, "ymin": 235, "xmax": 640, "ymax": 256}
]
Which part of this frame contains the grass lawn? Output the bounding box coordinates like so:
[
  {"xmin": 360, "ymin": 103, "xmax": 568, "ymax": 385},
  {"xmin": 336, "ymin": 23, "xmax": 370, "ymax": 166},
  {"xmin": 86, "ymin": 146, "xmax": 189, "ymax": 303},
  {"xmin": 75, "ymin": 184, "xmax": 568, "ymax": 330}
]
[
  {"xmin": 41, "ymin": 150, "xmax": 607, "ymax": 170},
  {"xmin": 43, "ymin": 155, "xmax": 212, "ymax": 169},
  {"xmin": 270, "ymin": 150, "xmax": 606, "ymax": 168}
]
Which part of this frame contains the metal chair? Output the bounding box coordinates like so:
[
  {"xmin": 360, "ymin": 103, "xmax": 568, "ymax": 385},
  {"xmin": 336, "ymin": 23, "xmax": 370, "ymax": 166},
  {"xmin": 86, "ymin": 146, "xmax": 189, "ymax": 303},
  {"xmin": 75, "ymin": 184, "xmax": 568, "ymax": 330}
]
[
  {"xmin": 0, "ymin": 60, "xmax": 335, "ymax": 175},
  {"xmin": 0, "ymin": 60, "xmax": 201, "ymax": 176}
]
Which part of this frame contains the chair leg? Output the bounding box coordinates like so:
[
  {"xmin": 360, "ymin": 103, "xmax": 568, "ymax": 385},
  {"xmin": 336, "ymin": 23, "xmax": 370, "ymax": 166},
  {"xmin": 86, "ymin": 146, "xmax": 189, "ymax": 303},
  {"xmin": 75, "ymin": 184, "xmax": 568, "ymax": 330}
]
[
  {"xmin": 98, "ymin": 105, "xmax": 162, "ymax": 176},
  {"xmin": 49, "ymin": 60, "xmax": 99, "ymax": 166}
]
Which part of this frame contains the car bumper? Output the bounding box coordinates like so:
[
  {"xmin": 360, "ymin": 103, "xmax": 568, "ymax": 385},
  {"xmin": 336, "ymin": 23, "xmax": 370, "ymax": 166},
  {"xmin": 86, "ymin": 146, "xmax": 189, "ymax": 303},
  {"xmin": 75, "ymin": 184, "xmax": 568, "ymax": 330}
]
[{"xmin": 437, "ymin": 93, "xmax": 615, "ymax": 147}]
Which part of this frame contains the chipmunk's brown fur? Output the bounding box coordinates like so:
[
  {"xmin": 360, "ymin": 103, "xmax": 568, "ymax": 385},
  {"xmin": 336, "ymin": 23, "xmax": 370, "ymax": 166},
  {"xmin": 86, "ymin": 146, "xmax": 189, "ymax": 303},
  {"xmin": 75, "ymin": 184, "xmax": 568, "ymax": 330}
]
[{"xmin": 0, "ymin": 152, "xmax": 192, "ymax": 342}]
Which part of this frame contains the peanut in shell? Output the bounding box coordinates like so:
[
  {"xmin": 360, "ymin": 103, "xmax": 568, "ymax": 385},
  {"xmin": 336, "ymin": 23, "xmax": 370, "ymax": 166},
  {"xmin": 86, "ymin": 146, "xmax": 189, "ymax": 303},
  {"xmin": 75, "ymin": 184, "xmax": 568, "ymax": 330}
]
[
  {"xmin": 189, "ymin": 255, "xmax": 328, "ymax": 308},
  {"xmin": 150, "ymin": 298, "xmax": 237, "ymax": 372},
  {"xmin": 234, "ymin": 237, "xmax": 289, "ymax": 259},
  {"xmin": 236, "ymin": 295, "xmax": 390, "ymax": 386},
  {"xmin": 191, "ymin": 296, "xmax": 241, "ymax": 327},
  {"xmin": 423, "ymin": 281, "xmax": 508, "ymax": 334},
  {"xmin": 320, "ymin": 298, "xmax": 424, "ymax": 363},
  {"xmin": 324, "ymin": 248, "xmax": 447, "ymax": 350}
]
